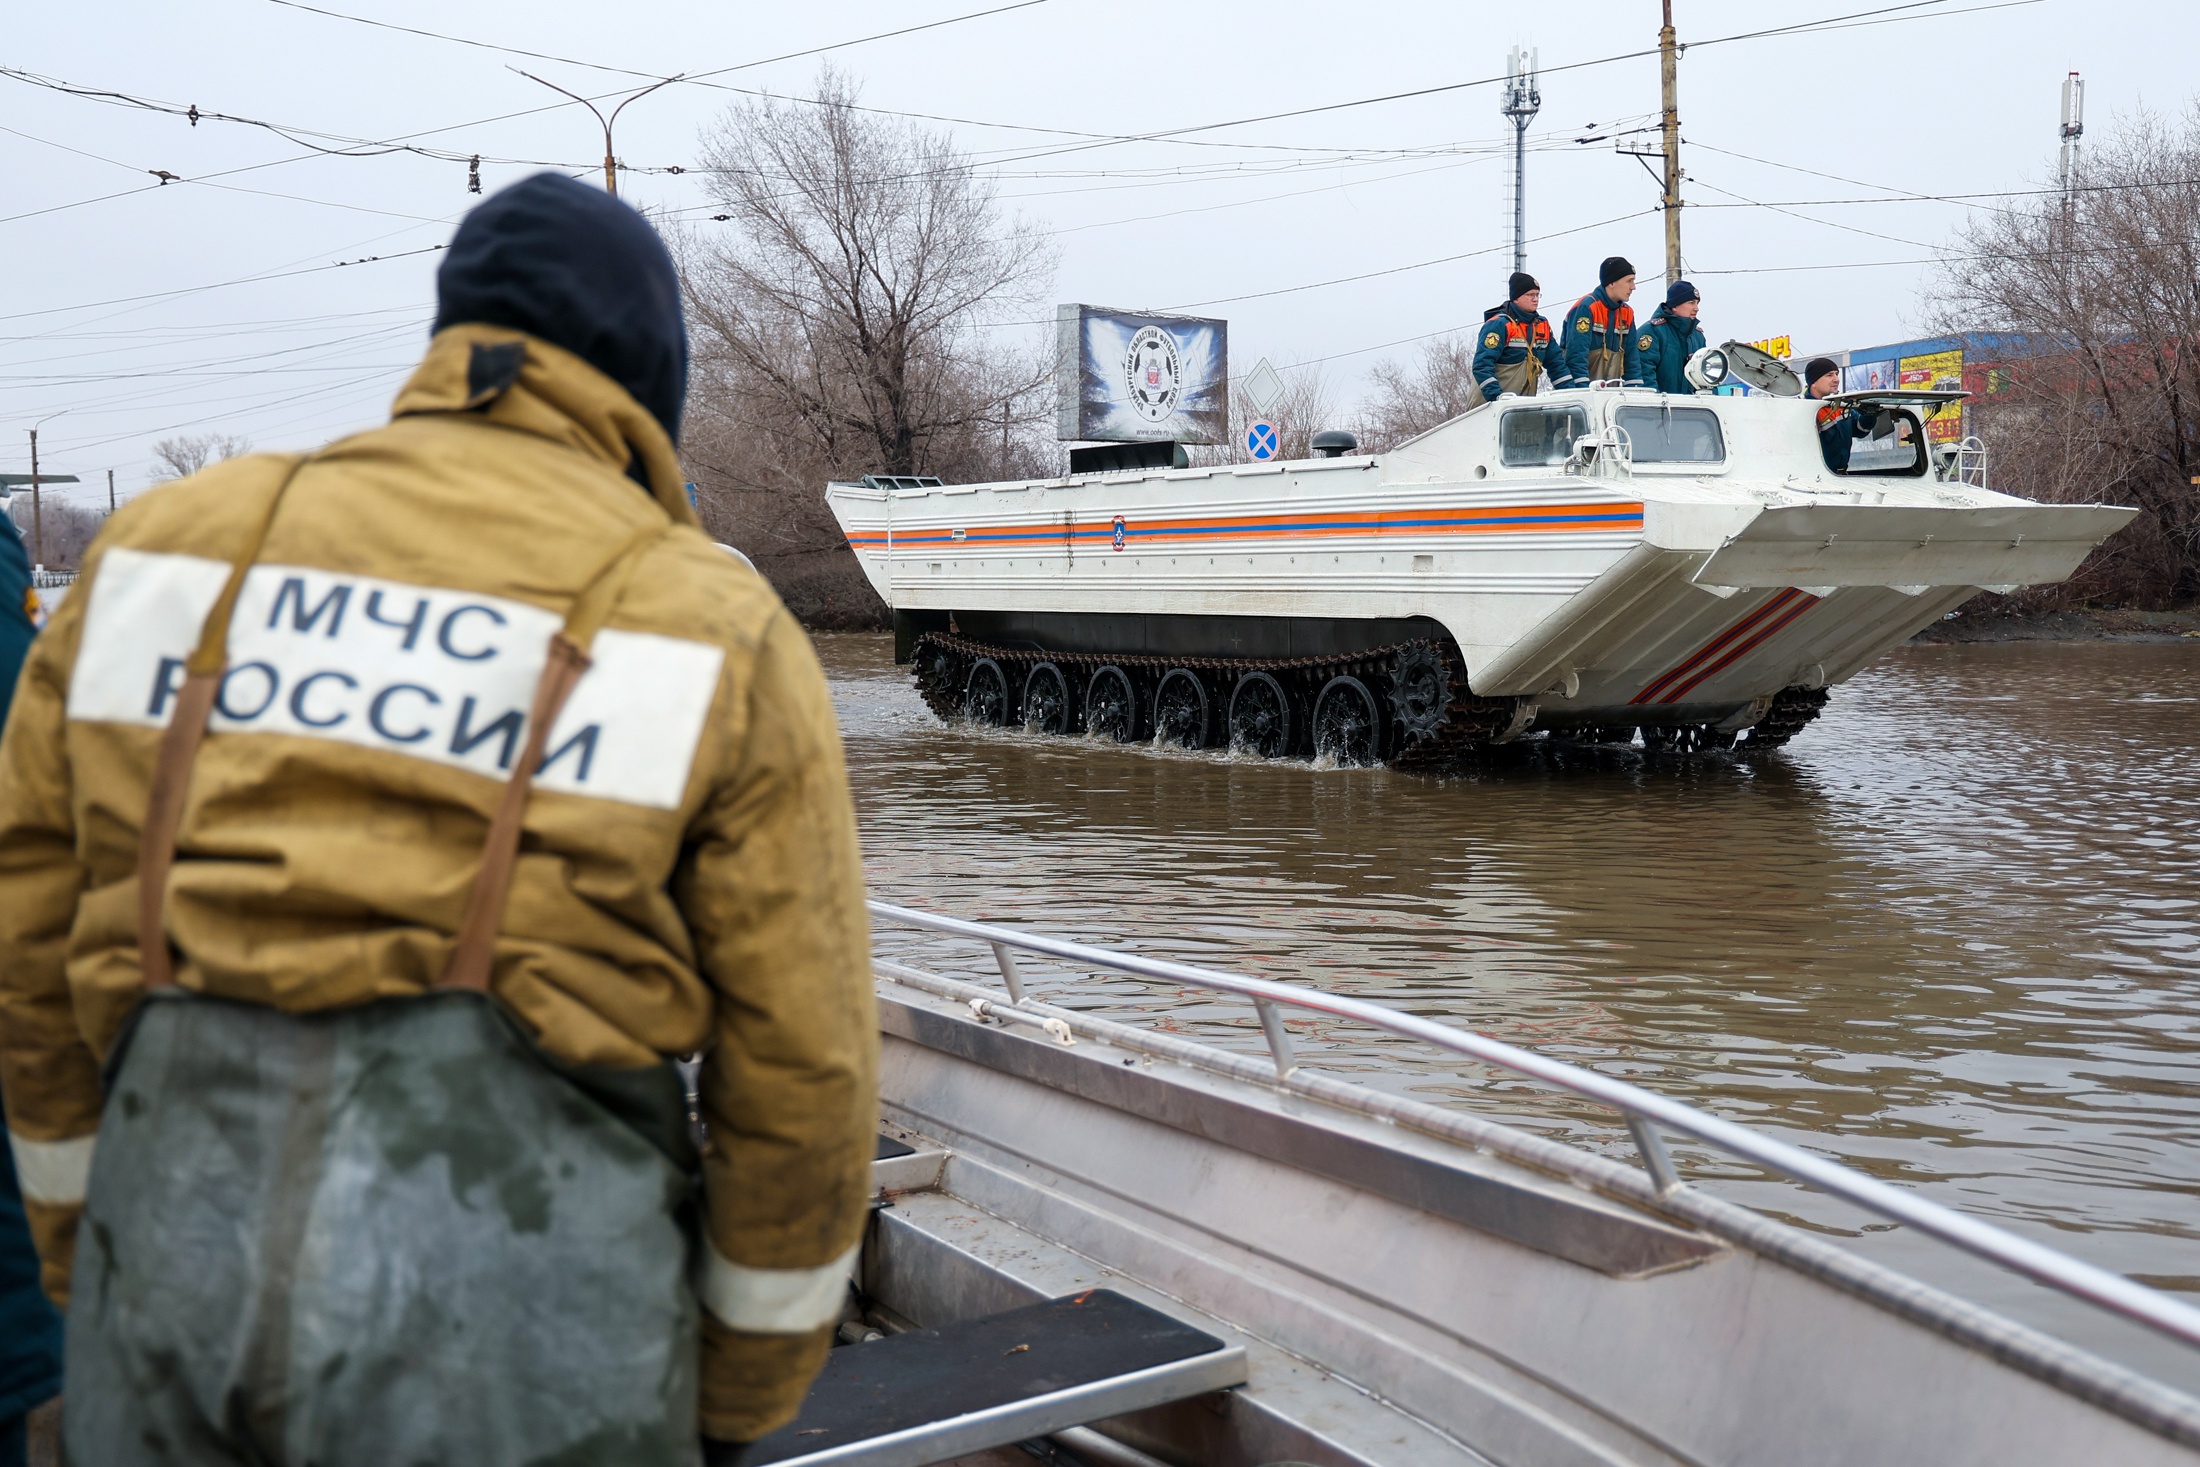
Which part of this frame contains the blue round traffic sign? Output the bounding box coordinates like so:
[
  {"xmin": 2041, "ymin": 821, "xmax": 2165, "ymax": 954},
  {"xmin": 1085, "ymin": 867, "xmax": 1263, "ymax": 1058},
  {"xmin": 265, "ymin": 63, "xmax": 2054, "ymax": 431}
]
[{"xmin": 1246, "ymin": 419, "xmax": 1279, "ymax": 461}]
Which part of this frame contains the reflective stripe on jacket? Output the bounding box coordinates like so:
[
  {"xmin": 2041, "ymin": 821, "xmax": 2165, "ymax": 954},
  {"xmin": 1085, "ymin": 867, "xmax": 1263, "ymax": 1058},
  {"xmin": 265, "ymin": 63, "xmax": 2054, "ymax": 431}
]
[
  {"xmin": 1562, "ymin": 285, "xmax": 1644, "ymax": 385},
  {"xmin": 0, "ymin": 323, "xmax": 878, "ymax": 1443}
]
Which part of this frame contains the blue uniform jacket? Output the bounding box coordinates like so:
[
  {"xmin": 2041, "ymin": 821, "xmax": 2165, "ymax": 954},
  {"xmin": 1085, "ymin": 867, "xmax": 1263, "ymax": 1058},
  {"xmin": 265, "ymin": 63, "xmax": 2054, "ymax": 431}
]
[
  {"xmin": 1470, "ymin": 301, "xmax": 1573, "ymax": 398},
  {"xmin": 0, "ymin": 513, "xmax": 59, "ymax": 1424},
  {"xmin": 1814, "ymin": 400, "xmax": 1874, "ymax": 473},
  {"xmin": 1561, "ymin": 284, "xmax": 1644, "ymax": 386},
  {"xmin": 1640, "ymin": 307, "xmax": 1706, "ymax": 395}
]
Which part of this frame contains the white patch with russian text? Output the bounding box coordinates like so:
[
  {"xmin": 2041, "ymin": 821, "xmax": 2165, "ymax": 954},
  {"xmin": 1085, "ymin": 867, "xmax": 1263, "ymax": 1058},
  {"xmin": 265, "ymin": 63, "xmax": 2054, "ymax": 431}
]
[{"xmin": 68, "ymin": 549, "xmax": 724, "ymax": 811}]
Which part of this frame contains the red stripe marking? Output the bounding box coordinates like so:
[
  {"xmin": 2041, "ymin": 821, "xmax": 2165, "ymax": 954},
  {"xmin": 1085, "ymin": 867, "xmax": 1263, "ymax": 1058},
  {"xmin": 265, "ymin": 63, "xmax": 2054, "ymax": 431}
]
[
  {"xmin": 1656, "ymin": 593, "xmax": 1820, "ymax": 704},
  {"xmin": 1630, "ymin": 590, "xmax": 1805, "ymax": 707}
]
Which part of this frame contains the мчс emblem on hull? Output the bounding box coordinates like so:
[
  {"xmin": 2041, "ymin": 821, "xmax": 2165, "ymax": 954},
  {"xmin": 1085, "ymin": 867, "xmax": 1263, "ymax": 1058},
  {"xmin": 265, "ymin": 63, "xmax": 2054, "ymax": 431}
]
[
  {"xmin": 1111, "ymin": 516, "xmax": 1127, "ymax": 551},
  {"xmin": 1123, "ymin": 325, "xmax": 1182, "ymax": 423}
]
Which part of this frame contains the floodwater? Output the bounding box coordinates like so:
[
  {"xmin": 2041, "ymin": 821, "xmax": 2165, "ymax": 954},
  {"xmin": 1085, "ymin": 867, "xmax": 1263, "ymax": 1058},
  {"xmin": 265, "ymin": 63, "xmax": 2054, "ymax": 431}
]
[{"xmin": 819, "ymin": 633, "xmax": 2200, "ymax": 1384}]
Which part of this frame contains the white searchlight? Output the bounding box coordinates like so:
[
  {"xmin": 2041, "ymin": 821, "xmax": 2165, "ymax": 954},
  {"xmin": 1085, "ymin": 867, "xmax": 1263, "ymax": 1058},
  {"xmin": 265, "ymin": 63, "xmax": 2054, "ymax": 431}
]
[{"xmin": 1684, "ymin": 346, "xmax": 1731, "ymax": 391}]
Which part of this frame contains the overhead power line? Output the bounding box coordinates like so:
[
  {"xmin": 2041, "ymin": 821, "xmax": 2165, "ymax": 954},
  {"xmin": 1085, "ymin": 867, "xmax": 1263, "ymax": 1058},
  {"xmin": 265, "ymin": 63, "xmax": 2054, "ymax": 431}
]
[
  {"xmin": 0, "ymin": 244, "xmax": 445, "ymax": 323},
  {"xmin": 258, "ymin": 0, "xmax": 1052, "ymax": 85}
]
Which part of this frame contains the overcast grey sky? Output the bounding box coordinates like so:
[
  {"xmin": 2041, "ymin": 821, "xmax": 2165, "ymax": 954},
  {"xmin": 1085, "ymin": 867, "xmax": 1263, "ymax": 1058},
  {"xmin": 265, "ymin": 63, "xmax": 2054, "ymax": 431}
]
[{"xmin": 3, "ymin": 0, "xmax": 2187, "ymax": 505}]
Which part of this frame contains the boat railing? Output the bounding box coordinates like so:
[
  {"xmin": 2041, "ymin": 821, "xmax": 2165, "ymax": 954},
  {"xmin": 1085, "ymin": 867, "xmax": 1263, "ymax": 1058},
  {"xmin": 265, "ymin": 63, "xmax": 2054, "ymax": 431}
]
[{"xmin": 867, "ymin": 899, "xmax": 2200, "ymax": 1371}]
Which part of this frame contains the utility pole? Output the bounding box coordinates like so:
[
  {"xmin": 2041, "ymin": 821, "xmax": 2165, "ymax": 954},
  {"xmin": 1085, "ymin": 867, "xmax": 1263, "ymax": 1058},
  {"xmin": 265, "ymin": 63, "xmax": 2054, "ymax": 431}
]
[
  {"xmin": 1659, "ymin": 0, "xmax": 1684, "ymax": 280},
  {"xmin": 27, "ymin": 430, "xmax": 41, "ymax": 569},
  {"xmin": 515, "ymin": 70, "xmax": 682, "ymax": 197},
  {"xmin": 25, "ymin": 409, "xmax": 66, "ymax": 568},
  {"xmin": 108, "ymin": 467, "xmax": 116, "ymax": 514},
  {"xmin": 1500, "ymin": 48, "xmax": 1542, "ymax": 275}
]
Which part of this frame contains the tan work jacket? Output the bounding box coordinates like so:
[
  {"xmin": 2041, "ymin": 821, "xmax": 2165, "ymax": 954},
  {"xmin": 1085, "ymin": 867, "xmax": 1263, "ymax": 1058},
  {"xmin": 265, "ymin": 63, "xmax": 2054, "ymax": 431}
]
[{"xmin": 0, "ymin": 324, "xmax": 878, "ymax": 1441}]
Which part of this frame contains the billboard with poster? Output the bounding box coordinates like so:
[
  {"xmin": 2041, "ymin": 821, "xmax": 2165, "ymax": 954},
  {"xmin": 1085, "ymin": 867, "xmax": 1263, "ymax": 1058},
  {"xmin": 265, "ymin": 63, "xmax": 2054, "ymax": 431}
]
[
  {"xmin": 1055, "ymin": 304, "xmax": 1228, "ymax": 444},
  {"xmin": 1899, "ymin": 349, "xmax": 1966, "ymax": 443},
  {"xmin": 1844, "ymin": 360, "xmax": 1898, "ymax": 392}
]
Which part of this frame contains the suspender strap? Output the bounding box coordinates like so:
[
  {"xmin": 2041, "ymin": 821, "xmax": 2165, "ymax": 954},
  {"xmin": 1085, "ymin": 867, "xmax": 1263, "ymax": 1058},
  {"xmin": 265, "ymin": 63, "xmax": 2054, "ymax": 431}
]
[
  {"xmin": 137, "ymin": 456, "xmax": 311, "ymax": 989},
  {"xmin": 437, "ymin": 522, "xmax": 672, "ymax": 992}
]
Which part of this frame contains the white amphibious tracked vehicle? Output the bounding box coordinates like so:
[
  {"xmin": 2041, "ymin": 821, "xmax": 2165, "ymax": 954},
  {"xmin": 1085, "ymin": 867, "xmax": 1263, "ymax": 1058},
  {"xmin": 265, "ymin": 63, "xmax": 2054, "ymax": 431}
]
[{"xmin": 826, "ymin": 356, "xmax": 2134, "ymax": 765}]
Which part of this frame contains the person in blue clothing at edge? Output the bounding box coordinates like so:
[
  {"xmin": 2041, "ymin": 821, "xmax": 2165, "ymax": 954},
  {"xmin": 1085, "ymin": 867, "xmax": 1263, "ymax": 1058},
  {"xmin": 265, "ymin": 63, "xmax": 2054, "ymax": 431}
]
[
  {"xmin": 1468, "ymin": 271, "xmax": 1574, "ymax": 406},
  {"xmin": 0, "ymin": 507, "xmax": 59, "ymax": 1467},
  {"xmin": 1640, "ymin": 280, "xmax": 1707, "ymax": 394},
  {"xmin": 1563, "ymin": 255, "xmax": 1645, "ymax": 386}
]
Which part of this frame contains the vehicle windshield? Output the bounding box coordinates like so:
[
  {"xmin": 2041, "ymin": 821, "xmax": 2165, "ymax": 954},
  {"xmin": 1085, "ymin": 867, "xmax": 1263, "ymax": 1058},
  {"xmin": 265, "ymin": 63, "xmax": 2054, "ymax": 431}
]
[
  {"xmin": 1614, "ymin": 406, "xmax": 1725, "ymax": 464},
  {"xmin": 1499, "ymin": 406, "xmax": 1591, "ymax": 466}
]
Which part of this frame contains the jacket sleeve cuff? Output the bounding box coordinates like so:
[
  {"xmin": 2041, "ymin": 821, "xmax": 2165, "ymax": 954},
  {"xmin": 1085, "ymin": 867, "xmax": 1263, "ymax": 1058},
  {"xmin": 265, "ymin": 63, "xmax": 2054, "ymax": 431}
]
[
  {"xmin": 22, "ymin": 1197, "xmax": 80, "ymax": 1309},
  {"xmin": 698, "ymin": 1315, "xmax": 836, "ymax": 1443}
]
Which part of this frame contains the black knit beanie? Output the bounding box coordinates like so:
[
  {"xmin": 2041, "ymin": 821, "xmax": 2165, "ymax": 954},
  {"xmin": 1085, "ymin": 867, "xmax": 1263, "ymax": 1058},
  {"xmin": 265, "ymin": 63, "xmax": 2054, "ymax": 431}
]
[
  {"xmin": 1508, "ymin": 271, "xmax": 1539, "ymax": 302},
  {"xmin": 1599, "ymin": 255, "xmax": 1635, "ymax": 287},
  {"xmin": 434, "ymin": 172, "xmax": 689, "ymax": 441}
]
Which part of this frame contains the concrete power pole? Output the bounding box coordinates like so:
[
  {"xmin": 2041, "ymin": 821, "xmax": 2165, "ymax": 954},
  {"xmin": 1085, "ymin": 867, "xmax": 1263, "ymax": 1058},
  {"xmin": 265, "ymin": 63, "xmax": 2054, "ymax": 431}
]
[
  {"xmin": 1500, "ymin": 48, "xmax": 1542, "ymax": 275},
  {"xmin": 1659, "ymin": 0, "xmax": 1684, "ymax": 280},
  {"xmin": 108, "ymin": 467, "xmax": 116, "ymax": 514}
]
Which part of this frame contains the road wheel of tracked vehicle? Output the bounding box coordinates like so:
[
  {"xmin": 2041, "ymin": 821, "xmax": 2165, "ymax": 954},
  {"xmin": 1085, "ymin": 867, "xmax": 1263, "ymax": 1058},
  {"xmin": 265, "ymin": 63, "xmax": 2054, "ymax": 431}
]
[
  {"xmin": 1561, "ymin": 724, "xmax": 1637, "ymax": 746},
  {"xmin": 1229, "ymin": 671, "xmax": 1295, "ymax": 759},
  {"xmin": 1313, "ymin": 676, "xmax": 1384, "ymax": 767},
  {"xmin": 1084, "ymin": 665, "xmax": 1139, "ymax": 743},
  {"xmin": 1022, "ymin": 662, "xmax": 1071, "ymax": 735},
  {"xmin": 1153, "ymin": 669, "xmax": 1211, "ymax": 750},
  {"xmin": 965, "ymin": 658, "xmax": 1010, "ymax": 726},
  {"xmin": 1641, "ymin": 723, "xmax": 1736, "ymax": 755},
  {"xmin": 1388, "ymin": 642, "xmax": 1452, "ymax": 744}
]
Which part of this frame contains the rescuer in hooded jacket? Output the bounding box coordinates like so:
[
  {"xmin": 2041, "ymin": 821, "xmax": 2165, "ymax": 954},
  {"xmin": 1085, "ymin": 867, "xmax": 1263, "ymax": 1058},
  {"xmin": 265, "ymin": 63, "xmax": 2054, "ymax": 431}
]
[
  {"xmin": 1562, "ymin": 256, "xmax": 1645, "ymax": 386},
  {"xmin": 1468, "ymin": 272, "xmax": 1574, "ymax": 405},
  {"xmin": 0, "ymin": 172, "xmax": 877, "ymax": 1464},
  {"xmin": 1639, "ymin": 280, "xmax": 1707, "ymax": 395}
]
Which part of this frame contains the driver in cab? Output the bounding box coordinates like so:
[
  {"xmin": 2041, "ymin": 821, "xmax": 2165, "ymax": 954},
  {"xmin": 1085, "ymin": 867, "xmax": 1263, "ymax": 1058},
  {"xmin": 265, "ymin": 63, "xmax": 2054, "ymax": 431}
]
[{"xmin": 1807, "ymin": 356, "xmax": 1914, "ymax": 473}]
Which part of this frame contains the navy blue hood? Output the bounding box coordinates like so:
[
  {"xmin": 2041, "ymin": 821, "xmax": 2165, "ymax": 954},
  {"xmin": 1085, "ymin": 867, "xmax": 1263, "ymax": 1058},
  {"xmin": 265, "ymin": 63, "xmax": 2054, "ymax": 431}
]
[{"xmin": 433, "ymin": 172, "xmax": 688, "ymax": 441}]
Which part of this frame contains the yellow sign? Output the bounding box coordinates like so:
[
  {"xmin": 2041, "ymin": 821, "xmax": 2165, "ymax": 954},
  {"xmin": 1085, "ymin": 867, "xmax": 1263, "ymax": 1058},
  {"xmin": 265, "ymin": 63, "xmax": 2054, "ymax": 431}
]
[
  {"xmin": 1899, "ymin": 349, "xmax": 1965, "ymax": 443},
  {"xmin": 1749, "ymin": 335, "xmax": 1793, "ymax": 361}
]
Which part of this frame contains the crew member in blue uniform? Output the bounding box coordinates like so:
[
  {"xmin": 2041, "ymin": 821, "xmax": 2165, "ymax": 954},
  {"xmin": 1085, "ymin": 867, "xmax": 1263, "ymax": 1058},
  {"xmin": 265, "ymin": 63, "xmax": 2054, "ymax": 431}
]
[
  {"xmin": 1807, "ymin": 356, "xmax": 1871, "ymax": 472},
  {"xmin": 1640, "ymin": 280, "xmax": 1707, "ymax": 394},
  {"xmin": 1469, "ymin": 272, "xmax": 1572, "ymax": 404},
  {"xmin": 1563, "ymin": 256, "xmax": 1644, "ymax": 386}
]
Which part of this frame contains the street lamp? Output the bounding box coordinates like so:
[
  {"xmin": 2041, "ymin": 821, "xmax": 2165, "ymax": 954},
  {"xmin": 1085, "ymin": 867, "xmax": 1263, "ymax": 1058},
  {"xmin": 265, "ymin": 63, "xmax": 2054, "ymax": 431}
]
[{"xmin": 515, "ymin": 70, "xmax": 683, "ymax": 197}]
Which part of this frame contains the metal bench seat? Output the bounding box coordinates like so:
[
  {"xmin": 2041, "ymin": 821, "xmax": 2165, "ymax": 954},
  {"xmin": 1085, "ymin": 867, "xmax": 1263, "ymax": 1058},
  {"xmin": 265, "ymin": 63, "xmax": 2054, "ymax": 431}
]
[{"xmin": 748, "ymin": 1290, "xmax": 1247, "ymax": 1467}]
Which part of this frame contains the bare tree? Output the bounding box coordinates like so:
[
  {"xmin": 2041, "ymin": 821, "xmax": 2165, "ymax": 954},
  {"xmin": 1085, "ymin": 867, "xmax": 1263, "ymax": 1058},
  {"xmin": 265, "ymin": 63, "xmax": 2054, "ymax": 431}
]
[
  {"xmin": 150, "ymin": 433, "xmax": 253, "ymax": 482},
  {"xmin": 1357, "ymin": 336, "xmax": 1482, "ymax": 453},
  {"xmin": 1929, "ymin": 106, "xmax": 2200, "ymax": 608},
  {"xmin": 681, "ymin": 69, "xmax": 1057, "ymax": 625},
  {"xmin": 5, "ymin": 498, "xmax": 102, "ymax": 570}
]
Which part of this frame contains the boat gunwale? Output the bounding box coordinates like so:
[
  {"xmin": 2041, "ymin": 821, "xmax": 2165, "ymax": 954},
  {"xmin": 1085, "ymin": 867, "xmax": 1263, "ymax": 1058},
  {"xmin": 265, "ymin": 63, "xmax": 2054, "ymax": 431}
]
[{"xmin": 869, "ymin": 900, "xmax": 2200, "ymax": 1449}]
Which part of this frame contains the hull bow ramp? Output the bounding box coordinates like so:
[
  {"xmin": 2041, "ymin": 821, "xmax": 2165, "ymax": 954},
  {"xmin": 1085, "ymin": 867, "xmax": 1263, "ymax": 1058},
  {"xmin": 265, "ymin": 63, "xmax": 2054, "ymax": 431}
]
[{"xmin": 828, "ymin": 389, "xmax": 2132, "ymax": 766}]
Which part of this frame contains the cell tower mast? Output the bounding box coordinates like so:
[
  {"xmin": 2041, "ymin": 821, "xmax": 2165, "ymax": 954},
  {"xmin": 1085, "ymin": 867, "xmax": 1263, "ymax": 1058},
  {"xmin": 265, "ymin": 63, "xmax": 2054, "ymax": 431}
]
[
  {"xmin": 1501, "ymin": 47, "xmax": 1541, "ymax": 274},
  {"xmin": 2058, "ymin": 71, "xmax": 2085, "ymax": 197}
]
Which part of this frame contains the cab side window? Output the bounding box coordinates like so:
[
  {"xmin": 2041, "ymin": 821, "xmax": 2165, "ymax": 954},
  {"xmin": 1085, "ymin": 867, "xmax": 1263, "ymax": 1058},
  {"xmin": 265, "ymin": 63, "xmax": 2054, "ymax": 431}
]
[
  {"xmin": 1841, "ymin": 410, "xmax": 1930, "ymax": 477},
  {"xmin": 1614, "ymin": 406, "xmax": 1725, "ymax": 464},
  {"xmin": 1499, "ymin": 406, "xmax": 1590, "ymax": 467}
]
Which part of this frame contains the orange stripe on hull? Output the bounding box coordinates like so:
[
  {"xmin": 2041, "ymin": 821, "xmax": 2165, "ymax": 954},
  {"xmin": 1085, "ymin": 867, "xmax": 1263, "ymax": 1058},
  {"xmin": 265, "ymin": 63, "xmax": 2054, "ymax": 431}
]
[{"xmin": 846, "ymin": 501, "xmax": 1645, "ymax": 551}]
